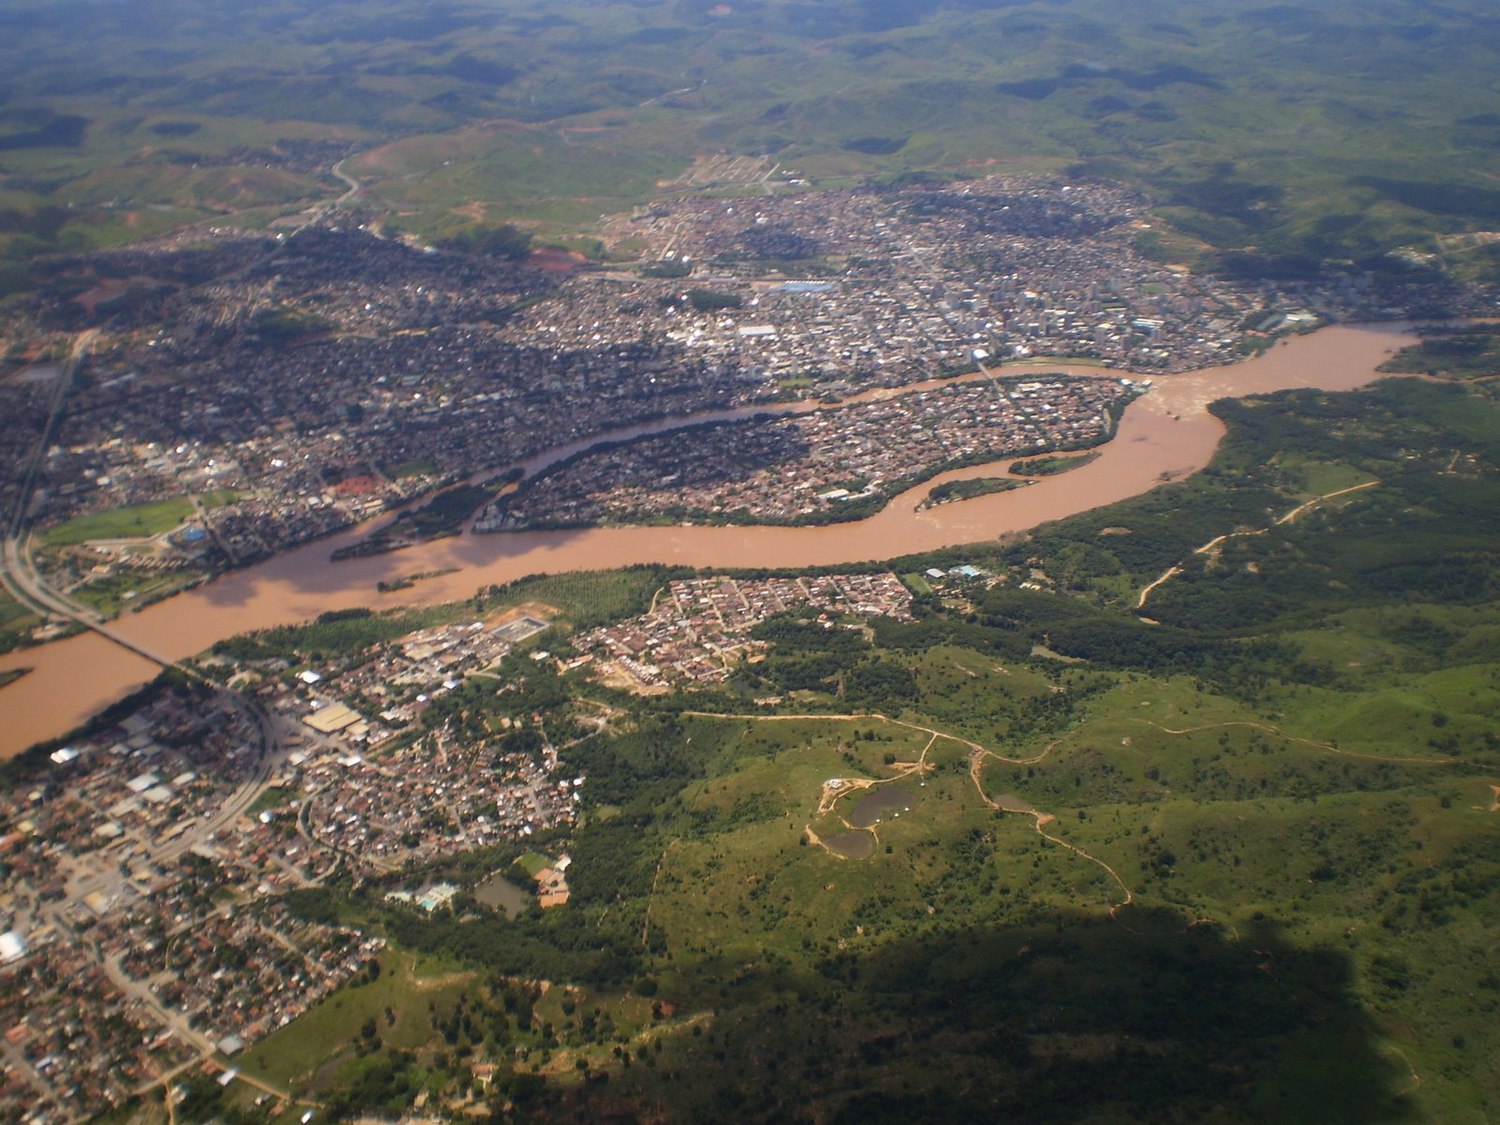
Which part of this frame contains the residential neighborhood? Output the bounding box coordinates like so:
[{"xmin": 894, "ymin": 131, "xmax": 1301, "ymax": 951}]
[
  {"xmin": 479, "ymin": 375, "xmax": 1138, "ymax": 530},
  {"xmin": 0, "ymin": 603, "xmax": 581, "ymax": 1121},
  {"xmin": 575, "ymin": 573, "xmax": 913, "ymax": 689},
  {"xmin": 1, "ymin": 173, "xmax": 1430, "ymax": 624}
]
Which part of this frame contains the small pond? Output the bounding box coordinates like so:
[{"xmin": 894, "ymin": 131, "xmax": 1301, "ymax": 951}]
[
  {"xmin": 849, "ymin": 786, "xmax": 913, "ymax": 828},
  {"xmin": 824, "ymin": 830, "xmax": 875, "ymax": 859},
  {"xmin": 475, "ymin": 873, "xmax": 531, "ymax": 918}
]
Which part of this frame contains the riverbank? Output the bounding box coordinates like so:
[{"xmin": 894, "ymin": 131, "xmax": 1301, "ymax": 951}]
[{"xmin": 0, "ymin": 322, "xmax": 1413, "ymax": 758}]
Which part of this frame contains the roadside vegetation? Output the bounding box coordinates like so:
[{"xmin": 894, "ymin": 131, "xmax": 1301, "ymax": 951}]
[{"xmin": 0, "ymin": 586, "xmax": 43, "ymax": 652}]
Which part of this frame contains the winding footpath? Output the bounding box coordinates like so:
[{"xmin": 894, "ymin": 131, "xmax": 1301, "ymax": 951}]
[{"xmin": 681, "ymin": 710, "xmax": 1134, "ymax": 912}]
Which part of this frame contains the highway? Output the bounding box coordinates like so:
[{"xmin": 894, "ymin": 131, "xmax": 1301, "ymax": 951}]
[
  {"xmin": 1, "ymin": 330, "xmax": 102, "ymax": 627},
  {"xmin": 5, "ymin": 331, "xmax": 94, "ymax": 540}
]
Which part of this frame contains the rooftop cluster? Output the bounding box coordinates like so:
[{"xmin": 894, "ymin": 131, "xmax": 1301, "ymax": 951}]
[
  {"xmin": 479, "ymin": 375, "xmax": 1137, "ymax": 531},
  {"xmin": 2, "ymin": 173, "xmax": 1426, "ymax": 615},
  {"xmin": 575, "ymin": 573, "xmax": 912, "ymax": 689},
  {"xmin": 0, "ymin": 603, "xmax": 583, "ymax": 1120},
  {"xmin": 0, "ymin": 683, "xmax": 379, "ymax": 1122}
]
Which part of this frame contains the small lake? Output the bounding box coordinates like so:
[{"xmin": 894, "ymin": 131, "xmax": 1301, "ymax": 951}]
[
  {"xmin": 823, "ymin": 830, "xmax": 875, "ymax": 859},
  {"xmin": 474, "ymin": 873, "xmax": 530, "ymax": 918},
  {"xmin": 850, "ymin": 786, "xmax": 913, "ymax": 828}
]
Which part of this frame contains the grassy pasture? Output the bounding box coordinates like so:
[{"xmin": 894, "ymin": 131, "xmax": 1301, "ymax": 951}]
[{"xmin": 38, "ymin": 496, "xmax": 196, "ymax": 545}]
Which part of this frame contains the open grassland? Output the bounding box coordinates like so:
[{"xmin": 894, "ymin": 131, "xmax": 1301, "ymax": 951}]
[
  {"xmin": 37, "ymin": 496, "xmax": 196, "ymax": 546},
  {"xmin": 350, "ymin": 121, "xmax": 689, "ymax": 240},
  {"xmin": 476, "ymin": 565, "xmax": 683, "ymax": 631},
  {"xmin": 0, "ymin": 586, "xmax": 42, "ymax": 652},
  {"xmin": 246, "ymin": 950, "xmax": 472, "ymax": 1091},
  {"xmin": 287, "ymin": 628, "xmax": 1496, "ymax": 1119}
]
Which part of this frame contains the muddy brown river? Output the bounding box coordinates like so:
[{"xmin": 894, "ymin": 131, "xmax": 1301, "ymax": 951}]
[{"xmin": 0, "ymin": 322, "xmax": 1412, "ymax": 757}]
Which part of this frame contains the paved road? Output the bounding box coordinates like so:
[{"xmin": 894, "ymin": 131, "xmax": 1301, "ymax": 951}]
[
  {"xmin": 5, "ymin": 330, "xmax": 94, "ymax": 540},
  {"xmin": 0, "ymin": 330, "xmax": 102, "ymax": 625},
  {"xmin": 1, "ymin": 529, "xmax": 99, "ymax": 622}
]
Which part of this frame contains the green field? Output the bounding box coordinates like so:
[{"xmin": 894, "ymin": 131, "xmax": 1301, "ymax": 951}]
[
  {"xmin": 67, "ymin": 564, "xmax": 208, "ymax": 618},
  {"xmin": 380, "ymin": 459, "xmax": 440, "ymax": 481},
  {"xmin": 245, "ymin": 950, "xmax": 473, "ymax": 1091},
  {"xmin": 0, "ymin": 586, "xmax": 42, "ymax": 653},
  {"xmin": 477, "ymin": 565, "xmax": 683, "ymax": 632},
  {"xmin": 38, "ymin": 497, "xmax": 196, "ymax": 546}
]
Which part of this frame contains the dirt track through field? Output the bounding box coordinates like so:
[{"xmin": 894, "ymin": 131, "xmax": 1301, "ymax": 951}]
[
  {"xmin": 681, "ymin": 697, "xmax": 1457, "ymax": 913},
  {"xmin": 683, "ymin": 710, "xmax": 1135, "ymax": 908},
  {"xmin": 1136, "ymin": 479, "xmax": 1381, "ymax": 610}
]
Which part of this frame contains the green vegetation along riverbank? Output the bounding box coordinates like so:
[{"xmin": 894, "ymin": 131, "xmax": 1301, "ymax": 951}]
[
  {"xmin": 918, "ymin": 475, "xmax": 1027, "ymax": 509},
  {"xmin": 1010, "ymin": 450, "xmax": 1101, "ymax": 477},
  {"xmin": 1379, "ymin": 324, "xmax": 1500, "ymax": 381}
]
